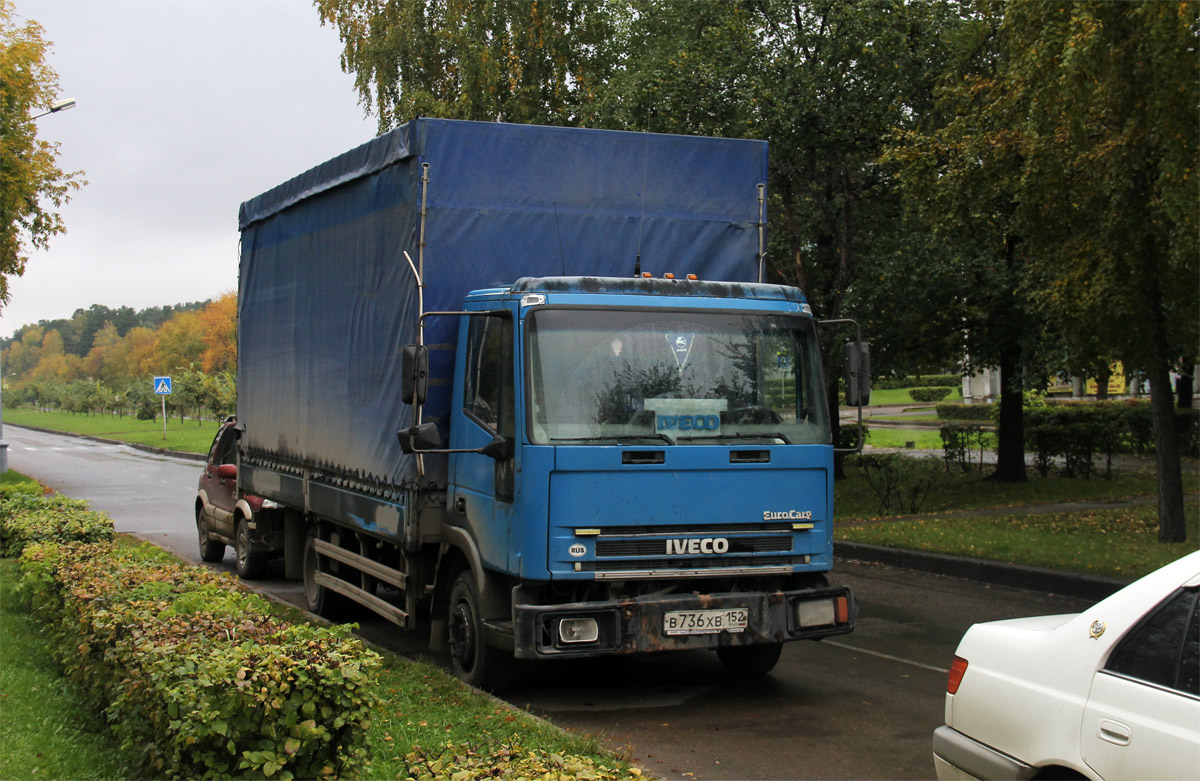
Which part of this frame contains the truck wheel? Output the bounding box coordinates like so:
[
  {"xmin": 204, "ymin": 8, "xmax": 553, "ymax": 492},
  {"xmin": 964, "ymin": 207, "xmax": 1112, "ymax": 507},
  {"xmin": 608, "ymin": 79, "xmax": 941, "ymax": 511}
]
[
  {"xmin": 716, "ymin": 642, "xmax": 783, "ymax": 676},
  {"xmin": 196, "ymin": 508, "xmax": 225, "ymax": 563},
  {"xmin": 234, "ymin": 518, "xmax": 267, "ymax": 579},
  {"xmin": 447, "ymin": 571, "xmax": 511, "ymax": 692},
  {"xmin": 303, "ymin": 526, "xmax": 348, "ymax": 618}
]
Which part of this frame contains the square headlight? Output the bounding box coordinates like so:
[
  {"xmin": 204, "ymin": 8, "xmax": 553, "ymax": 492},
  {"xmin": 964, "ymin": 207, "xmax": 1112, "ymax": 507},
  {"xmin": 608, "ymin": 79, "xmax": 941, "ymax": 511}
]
[
  {"xmin": 558, "ymin": 617, "xmax": 600, "ymax": 644},
  {"xmin": 796, "ymin": 598, "xmax": 836, "ymax": 628}
]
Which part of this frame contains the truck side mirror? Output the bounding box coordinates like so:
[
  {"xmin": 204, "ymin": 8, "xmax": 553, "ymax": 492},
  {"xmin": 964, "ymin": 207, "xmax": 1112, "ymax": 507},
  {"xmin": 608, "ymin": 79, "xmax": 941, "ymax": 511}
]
[
  {"xmin": 398, "ymin": 422, "xmax": 441, "ymax": 453},
  {"xmin": 844, "ymin": 341, "xmax": 871, "ymax": 407},
  {"xmin": 401, "ymin": 344, "xmax": 428, "ymax": 405}
]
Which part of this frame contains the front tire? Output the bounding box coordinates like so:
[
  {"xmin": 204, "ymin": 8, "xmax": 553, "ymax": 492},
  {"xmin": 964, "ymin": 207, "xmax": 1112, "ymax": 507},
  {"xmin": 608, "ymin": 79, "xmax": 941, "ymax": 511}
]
[
  {"xmin": 447, "ymin": 571, "xmax": 511, "ymax": 692},
  {"xmin": 716, "ymin": 642, "xmax": 783, "ymax": 676},
  {"xmin": 234, "ymin": 518, "xmax": 267, "ymax": 579},
  {"xmin": 196, "ymin": 508, "xmax": 225, "ymax": 563}
]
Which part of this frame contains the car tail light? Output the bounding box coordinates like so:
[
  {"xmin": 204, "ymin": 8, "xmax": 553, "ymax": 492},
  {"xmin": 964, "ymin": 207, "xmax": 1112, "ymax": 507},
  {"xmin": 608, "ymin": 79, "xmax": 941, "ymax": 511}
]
[{"xmin": 948, "ymin": 656, "xmax": 968, "ymax": 694}]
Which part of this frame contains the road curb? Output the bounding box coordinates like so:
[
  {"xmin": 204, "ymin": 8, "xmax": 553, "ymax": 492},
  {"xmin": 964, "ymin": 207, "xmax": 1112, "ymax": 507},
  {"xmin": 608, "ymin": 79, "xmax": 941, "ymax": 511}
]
[{"xmin": 835, "ymin": 541, "xmax": 1130, "ymax": 601}]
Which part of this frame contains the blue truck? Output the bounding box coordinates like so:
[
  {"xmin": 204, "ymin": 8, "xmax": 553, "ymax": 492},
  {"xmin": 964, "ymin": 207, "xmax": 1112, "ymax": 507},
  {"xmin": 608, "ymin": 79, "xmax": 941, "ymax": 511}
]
[{"xmin": 197, "ymin": 118, "xmax": 867, "ymax": 689}]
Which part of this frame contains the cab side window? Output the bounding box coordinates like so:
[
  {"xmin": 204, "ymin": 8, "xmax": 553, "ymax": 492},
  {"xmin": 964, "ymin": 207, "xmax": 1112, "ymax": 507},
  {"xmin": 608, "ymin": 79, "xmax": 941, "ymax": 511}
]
[
  {"xmin": 463, "ymin": 314, "xmax": 514, "ymax": 440},
  {"xmin": 1106, "ymin": 588, "xmax": 1199, "ymax": 695}
]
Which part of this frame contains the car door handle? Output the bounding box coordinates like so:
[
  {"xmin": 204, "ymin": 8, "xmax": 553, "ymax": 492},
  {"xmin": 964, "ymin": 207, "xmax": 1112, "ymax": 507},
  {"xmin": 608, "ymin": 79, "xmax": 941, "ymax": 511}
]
[
  {"xmin": 1098, "ymin": 719, "xmax": 1131, "ymax": 746},
  {"xmin": 455, "ymin": 496, "xmax": 466, "ymax": 514}
]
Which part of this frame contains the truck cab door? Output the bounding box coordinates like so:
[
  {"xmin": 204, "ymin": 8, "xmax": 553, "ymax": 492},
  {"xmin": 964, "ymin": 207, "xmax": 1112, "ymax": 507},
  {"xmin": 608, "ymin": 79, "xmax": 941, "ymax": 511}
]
[{"xmin": 450, "ymin": 312, "xmax": 516, "ymax": 572}]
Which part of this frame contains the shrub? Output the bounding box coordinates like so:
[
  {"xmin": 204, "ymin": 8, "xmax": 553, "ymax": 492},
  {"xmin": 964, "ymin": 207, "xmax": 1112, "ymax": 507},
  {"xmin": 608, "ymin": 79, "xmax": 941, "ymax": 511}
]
[
  {"xmin": 838, "ymin": 422, "xmax": 869, "ymax": 449},
  {"xmin": 939, "ymin": 425, "xmax": 995, "ymax": 473},
  {"xmin": 18, "ymin": 540, "xmax": 380, "ymax": 779},
  {"xmin": 859, "ymin": 454, "xmax": 941, "ymax": 515},
  {"xmin": 0, "ymin": 493, "xmax": 113, "ymax": 557},
  {"xmin": 908, "ymin": 386, "xmax": 954, "ymax": 403}
]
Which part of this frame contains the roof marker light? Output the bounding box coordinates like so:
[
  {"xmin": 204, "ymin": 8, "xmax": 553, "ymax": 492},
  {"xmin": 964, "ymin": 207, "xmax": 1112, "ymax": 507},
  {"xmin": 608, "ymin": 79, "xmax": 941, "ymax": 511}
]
[
  {"xmin": 664, "ymin": 273, "xmax": 675, "ymax": 280},
  {"xmin": 687, "ymin": 274, "xmax": 698, "ymax": 281},
  {"xmin": 641, "ymin": 272, "xmax": 653, "ymax": 278}
]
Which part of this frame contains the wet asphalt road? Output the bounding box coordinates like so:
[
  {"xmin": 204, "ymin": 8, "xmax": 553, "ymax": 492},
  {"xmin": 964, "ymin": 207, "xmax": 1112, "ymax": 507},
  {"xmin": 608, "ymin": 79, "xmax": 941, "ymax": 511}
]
[{"xmin": 6, "ymin": 425, "xmax": 1094, "ymax": 779}]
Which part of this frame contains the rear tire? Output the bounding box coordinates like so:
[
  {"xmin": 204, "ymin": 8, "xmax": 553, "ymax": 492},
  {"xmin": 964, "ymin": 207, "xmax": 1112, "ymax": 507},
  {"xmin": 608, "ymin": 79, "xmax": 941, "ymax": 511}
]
[
  {"xmin": 447, "ymin": 571, "xmax": 512, "ymax": 692},
  {"xmin": 303, "ymin": 525, "xmax": 348, "ymax": 618},
  {"xmin": 234, "ymin": 518, "xmax": 267, "ymax": 579},
  {"xmin": 716, "ymin": 642, "xmax": 783, "ymax": 676},
  {"xmin": 196, "ymin": 508, "xmax": 225, "ymax": 563}
]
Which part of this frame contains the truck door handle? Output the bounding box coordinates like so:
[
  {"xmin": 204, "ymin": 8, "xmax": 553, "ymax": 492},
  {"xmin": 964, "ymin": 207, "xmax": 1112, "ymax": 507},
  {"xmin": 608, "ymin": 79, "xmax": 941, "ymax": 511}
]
[
  {"xmin": 1098, "ymin": 719, "xmax": 1131, "ymax": 746},
  {"xmin": 455, "ymin": 496, "xmax": 466, "ymax": 514}
]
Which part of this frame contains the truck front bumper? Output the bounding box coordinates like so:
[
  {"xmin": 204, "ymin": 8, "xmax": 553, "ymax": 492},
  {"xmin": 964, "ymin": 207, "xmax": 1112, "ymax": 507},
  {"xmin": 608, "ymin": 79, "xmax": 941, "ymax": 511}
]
[{"xmin": 512, "ymin": 585, "xmax": 855, "ymax": 660}]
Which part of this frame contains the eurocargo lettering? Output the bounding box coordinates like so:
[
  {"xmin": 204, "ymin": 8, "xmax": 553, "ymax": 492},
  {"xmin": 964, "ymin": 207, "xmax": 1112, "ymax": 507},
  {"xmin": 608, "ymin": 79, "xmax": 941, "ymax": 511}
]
[{"xmin": 195, "ymin": 119, "xmax": 870, "ymax": 690}]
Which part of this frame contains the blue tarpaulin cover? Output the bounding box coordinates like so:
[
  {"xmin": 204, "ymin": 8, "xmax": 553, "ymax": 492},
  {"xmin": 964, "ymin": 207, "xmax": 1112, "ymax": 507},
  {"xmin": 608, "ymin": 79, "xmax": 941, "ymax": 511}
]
[{"xmin": 238, "ymin": 118, "xmax": 768, "ymax": 489}]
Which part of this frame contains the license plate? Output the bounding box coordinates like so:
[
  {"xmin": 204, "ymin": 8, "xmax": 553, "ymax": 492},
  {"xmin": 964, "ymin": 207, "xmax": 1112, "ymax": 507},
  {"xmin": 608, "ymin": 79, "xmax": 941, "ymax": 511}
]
[{"xmin": 663, "ymin": 608, "xmax": 748, "ymax": 636}]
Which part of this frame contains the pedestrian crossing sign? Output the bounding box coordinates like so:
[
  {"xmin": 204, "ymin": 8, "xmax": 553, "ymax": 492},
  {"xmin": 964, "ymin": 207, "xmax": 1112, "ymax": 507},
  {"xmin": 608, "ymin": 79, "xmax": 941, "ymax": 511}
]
[{"xmin": 153, "ymin": 376, "xmax": 173, "ymax": 395}]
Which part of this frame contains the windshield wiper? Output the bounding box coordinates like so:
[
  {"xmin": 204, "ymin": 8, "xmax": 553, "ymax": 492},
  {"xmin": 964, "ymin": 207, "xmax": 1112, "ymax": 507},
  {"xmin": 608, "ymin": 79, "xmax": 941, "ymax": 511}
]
[
  {"xmin": 549, "ymin": 433, "xmax": 676, "ymax": 445},
  {"xmin": 679, "ymin": 431, "xmax": 793, "ymax": 445}
]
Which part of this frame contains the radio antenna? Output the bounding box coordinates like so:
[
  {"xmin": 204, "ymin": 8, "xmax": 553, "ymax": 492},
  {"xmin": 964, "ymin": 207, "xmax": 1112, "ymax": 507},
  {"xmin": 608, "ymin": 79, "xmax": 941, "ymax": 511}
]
[{"xmin": 634, "ymin": 129, "xmax": 651, "ymax": 276}]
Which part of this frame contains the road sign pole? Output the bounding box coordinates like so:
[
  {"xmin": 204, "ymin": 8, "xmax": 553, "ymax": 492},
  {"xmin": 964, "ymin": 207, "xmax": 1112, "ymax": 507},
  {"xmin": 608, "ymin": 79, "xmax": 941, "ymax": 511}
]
[{"xmin": 153, "ymin": 376, "xmax": 173, "ymax": 441}]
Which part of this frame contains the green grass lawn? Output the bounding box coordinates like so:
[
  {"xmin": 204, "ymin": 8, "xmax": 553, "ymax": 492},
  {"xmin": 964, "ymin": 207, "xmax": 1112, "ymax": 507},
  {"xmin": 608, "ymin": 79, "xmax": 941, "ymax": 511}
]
[
  {"xmin": 0, "ymin": 558, "xmax": 135, "ymax": 780},
  {"xmin": 863, "ymin": 427, "xmax": 944, "ymax": 450},
  {"xmin": 4, "ymin": 407, "xmax": 218, "ymax": 455},
  {"xmin": 833, "ymin": 457, "xmax": 1198, "ymax": 521},
  {"xmin": 838, "ymin": 503, "xmax": 1200, "ymax": 580},
  {"xmin": 868, "ymin": 386, "xmax": 962, "ymax": 407},
  {"xmin": 867, "ymin": 413, "xmax": 942, "ymax": 424}
]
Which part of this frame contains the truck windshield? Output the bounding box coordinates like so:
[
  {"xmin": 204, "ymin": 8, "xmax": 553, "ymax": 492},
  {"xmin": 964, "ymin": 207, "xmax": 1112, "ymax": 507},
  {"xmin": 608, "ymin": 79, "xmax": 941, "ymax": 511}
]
[{"xmin": 527, "ymin": 308, "xmax": 830, "ymax": 445}]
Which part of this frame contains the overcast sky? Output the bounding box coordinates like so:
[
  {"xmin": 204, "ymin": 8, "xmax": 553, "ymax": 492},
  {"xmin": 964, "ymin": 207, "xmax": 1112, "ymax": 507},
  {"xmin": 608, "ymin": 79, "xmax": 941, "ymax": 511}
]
[{"xmin": 2, "ymin": 0, "xmax": 379, "ymax": 339}]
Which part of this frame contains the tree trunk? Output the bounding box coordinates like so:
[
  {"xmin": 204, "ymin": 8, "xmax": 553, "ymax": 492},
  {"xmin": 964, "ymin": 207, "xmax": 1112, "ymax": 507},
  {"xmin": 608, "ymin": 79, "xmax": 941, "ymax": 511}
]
[
  {"xmin": 1177, "ymin": 366, "xmax": 1194, "ymax": 409},
  {"xmin": 1149, "ymin": 365, "xmax": 1186, "ymax": 542},
  {"xmin": 990, "ymin": 343, "xmax": 1027, "ymax": 482},
  {"xmin": 1095, "ymin": 363, "xmax": 1111, "ymax": 400}
]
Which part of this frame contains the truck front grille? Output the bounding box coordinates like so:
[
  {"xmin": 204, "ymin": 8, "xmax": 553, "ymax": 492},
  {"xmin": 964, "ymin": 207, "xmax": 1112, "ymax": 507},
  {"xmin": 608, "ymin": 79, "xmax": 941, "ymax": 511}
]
[
  {"xmin": 573, "ymin": 522, "xmax": 807, "ymax": 579},
  {"xmin": 597, "ymin": 537, "xmax": 792, "ymax": 557}
]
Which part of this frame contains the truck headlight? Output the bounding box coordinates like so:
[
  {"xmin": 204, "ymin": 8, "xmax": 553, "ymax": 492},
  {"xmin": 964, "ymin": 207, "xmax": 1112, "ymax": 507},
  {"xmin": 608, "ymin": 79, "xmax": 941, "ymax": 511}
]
[
  {"xmin": 795, "ymin": 598, "xmax": 836, "ymax": 628},
  {"xmin": 558, "ymin": 617, "xmax": 600, "ymax": 644}
]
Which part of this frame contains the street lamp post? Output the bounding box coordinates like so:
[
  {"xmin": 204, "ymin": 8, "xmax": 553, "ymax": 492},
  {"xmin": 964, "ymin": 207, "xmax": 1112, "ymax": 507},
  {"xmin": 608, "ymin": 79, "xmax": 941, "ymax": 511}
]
[
  {"xmin": 31, "ymin": 98, "xmax": 76, "ymax": 120},
  {"xmin": 1, "ymin": 97, "xmax": 79, "ymax": 473}
]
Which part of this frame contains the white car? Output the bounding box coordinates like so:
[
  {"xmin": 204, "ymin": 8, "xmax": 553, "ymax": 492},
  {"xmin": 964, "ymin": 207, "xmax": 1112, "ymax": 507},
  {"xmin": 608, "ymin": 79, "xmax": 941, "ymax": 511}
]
[{"xmin": 933, "ymin": 550, "xmax": 1199, "ymax": 780}]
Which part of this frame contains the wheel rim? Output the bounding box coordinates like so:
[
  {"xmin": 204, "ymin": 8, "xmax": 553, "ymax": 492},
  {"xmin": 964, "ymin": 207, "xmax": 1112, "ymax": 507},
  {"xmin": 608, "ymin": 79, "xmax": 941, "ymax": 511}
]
[
  {"xmin": 197, "ymin": 512, "xmax": 208, "ymax": 548},
  {"xmin": 448, "ymin": 600, "xmax": 477, "ymax": 672},
  {"xmin": 236, "ymin": 523, "xmax": 249, "ymax": 570}
]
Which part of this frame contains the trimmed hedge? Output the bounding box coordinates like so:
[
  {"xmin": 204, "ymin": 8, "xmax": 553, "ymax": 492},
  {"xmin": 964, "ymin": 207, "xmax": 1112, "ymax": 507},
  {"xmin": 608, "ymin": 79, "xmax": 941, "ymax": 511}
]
[
  {"xmin": 908, "ymin": 387, "xmax": 954, "ymax": 403},
  {"xmin": 17, "ymin": 538, "xmax": 381, "ymax": 779},
  {"xmin": 875, "ymin": 374, "xmax": 960, "ymax": 390},
  {"xmin": 934, "ymin": 400, "xmax": 1199, "ymax": 476},
  {"xmin": 936, "ymin": 402, "xmax": 995, "ymax": 421},
  {"xmin": 1024, "ymin": 402, "xmax": 1200, "ymax": 476},
  {"xmin": 0, "ymin": 491, "xmax": 113, "ymax": 557}
]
